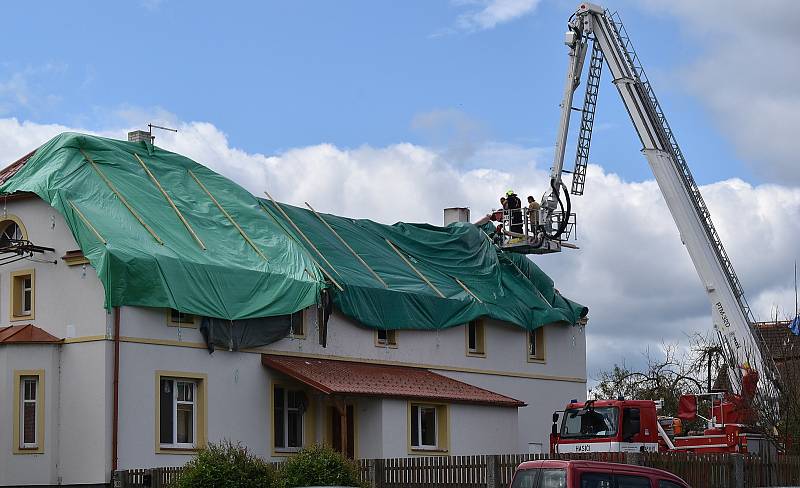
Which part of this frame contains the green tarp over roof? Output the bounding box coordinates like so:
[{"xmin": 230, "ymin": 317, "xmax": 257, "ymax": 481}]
[{"xmin": 0, "ymin": 132, "xmax": 586, "ymax": 331}]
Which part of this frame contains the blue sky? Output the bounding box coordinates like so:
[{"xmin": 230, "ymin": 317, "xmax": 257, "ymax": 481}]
[{"xmin": 0, "ymin": 0, "xmax": 753, "ymax": 184}]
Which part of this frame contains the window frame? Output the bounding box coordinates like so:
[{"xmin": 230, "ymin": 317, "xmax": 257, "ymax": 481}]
[
  {"xmin": 527, "ymin": 326, "xmax": 546, "ymax": 362},
  {"xmin": 465, "ymin": 319, "xmax": 486, "ymax": 357},
  {"xmin": 408, "ymin": 402, "xmax": 449, "ymax": 454},
  {"xmin": 13, "ymin": 369, "xmax": 45, "ymax": 454},
  {"xmin": 374, "ymin": 329, "xmax": 398, "ymax": 348},
  {"xmin": 287, "ymin": 310, "xmax": 306, "ymax": 339},
  {"xmin": 9, "ymin": 269, "xmax": 36, "ymax": 321},
  {"xmin": 166, "ymin": 308, "xmax": 199, "ymax": 328},
  {"xmin": 271, "ymin": 382, "xmax": 313, "ymax": 456},
  {"xmin": 154, "ymin": 371, "xmax": 207, "ymax": 454}
]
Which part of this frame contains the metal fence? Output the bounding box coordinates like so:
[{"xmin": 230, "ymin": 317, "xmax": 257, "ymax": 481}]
[{"xmin": 113, "ymin": 451, "xmax": 800, "ymax": 488}]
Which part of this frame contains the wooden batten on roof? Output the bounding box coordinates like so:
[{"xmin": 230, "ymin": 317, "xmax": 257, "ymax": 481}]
[
  {"xmin": 61, "ymin": 249, "xmax": 90, "ymax": 266},
  {"xmin": 0, "ymin": 324, "xmax": 62, "ymax": 344}
]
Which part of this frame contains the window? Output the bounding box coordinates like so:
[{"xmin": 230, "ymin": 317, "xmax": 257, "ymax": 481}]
[
  {"xmin": 659, "ymin": 481, "xmax": 686, "ymax": 488},
  {"xmin": 273, "ymin": 386, "xmax": 307, "ymax": 452},
  {"xmin": 409, "ymin": 402, "xmax": 448, "ymax": 453},
  {"xmin": 287, "ymin": 310, "xmax": 305, "ymax": 338},
  {"xmin": 375, "ymin": 329, "xmax": 397, "ymax": 347},
  {"xmin": 616, "ymin": 476, "xmax": 651, "ymax": 488},
  {"xmin": 155, "ymin": 372, "xmax": 206, "ymax": 452},
  {"xmin": 13, "ymin": 370, "xmax": 44, "ymax": 454},
  {"xmin": 465, "ymin": 320, "xmax": 485, "ymax": 357},
  {"xmin": 0, "ymin": 220, "xmax": 24, "ymax": 247},
  {"xmin": 511, "ymin": 469, "xmax": 567, "ymax": 488},
  {"xmin": 10, "ymin": 269, "xmax": 35, "ymax": 321},
  {"xmin": 527, "ymin": 327, "xmax": 545, "ymax": 361},
  {"xmin": 581, "ymin": 473, "xmax": 613, "ymax": 488},
  {"xmin": 168, "ymin": 309, "xmax": 198, "ymax": 327}
]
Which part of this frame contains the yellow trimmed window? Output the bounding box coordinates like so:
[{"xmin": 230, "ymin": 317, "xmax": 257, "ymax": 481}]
[
  {"xmin": 375, "ymin": 329, "xmax": 397, "ymax": 347},
  {"xmin": 528, "ymin": 327, "xmax": 545, "ymax": 361},
  {"xmin": 409, "ymin": 402, "xmax": 448, "ymax": 453},
  {"xmin": 156, "ymin": 372, "xmax": 207, "ymax": 452},
  {"xmin": 13, "ymin": 370, "xmax": 44, "ymax": 454},
  {"xmin": 10, "ymin": 269, "xmax": 35, "ymax": 321},
  {"xmin": 466, "ymin": 319, "xmax": 485, "ymax": 357},
  {"xmin": 273, "ymin": 385, "xmax": 310, "ymax": 453},
  {"xmin": 168, "ymin": 309, "xmax": 198, "ymax": 328}
]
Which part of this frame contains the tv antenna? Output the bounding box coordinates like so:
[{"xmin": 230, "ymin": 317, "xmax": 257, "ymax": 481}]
[{"xmin": 148, "ymin": 123, "xmax": 178, "ymax": 143}]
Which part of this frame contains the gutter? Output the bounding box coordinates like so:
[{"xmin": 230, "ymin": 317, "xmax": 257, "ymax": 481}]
[{"xmin": 112, "ymin": 307, "xmax": 120, "ymax": 472}]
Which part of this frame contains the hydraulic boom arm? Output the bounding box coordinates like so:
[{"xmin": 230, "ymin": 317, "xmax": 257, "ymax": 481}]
[{"xmin": 548, "ymin": 3, "xmax": 780, "ymax": 417}]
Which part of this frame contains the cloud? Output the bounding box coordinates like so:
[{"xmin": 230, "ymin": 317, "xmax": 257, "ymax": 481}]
[
  {"xmin": 635, "ymin": 0, "xmax": 800, "ymax": 183},
  {"xmin": 452, "ymin": 0, "xmax": 541, "ymax": 32},
  {"xmin": 2, "ymin": 116, "xmax": 799, "ymax": 384}
]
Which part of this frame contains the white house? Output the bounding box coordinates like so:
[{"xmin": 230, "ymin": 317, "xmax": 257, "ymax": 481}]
[{"xmin": 0, "ymin": 132, "xmax": 587, "ymax": 487}]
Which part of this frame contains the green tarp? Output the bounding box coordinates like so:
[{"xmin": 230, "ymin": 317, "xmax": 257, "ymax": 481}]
[{"xmin": 0, "ymin": 132, "xmax": 586, "ymax": 331}]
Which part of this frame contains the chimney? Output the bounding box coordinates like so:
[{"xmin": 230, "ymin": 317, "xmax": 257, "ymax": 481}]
[
  {"xmin": 127, "ymin": 130, "xmax": 152, "ymax": 143},
  {"xmin": 443, "ymin": 207, "xmax": 470, "ymax": 226}
]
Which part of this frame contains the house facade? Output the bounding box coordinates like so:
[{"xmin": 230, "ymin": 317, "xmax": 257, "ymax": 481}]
[{"xmin": 0, "ymin": 135, "xmax": 587, "ymax": 487}]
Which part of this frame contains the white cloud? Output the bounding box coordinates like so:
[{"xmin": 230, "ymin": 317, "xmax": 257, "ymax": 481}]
[
  {"xmin": 635, "ymin": 0, "xmax": 800, "ymax": 183},
  {"xmin": 2, "ymin": 116, "xmax": 799, "ymax": 382},
  {"xmin": 452, "ymin": 0, "xmax": 541, "ymax": 32}
]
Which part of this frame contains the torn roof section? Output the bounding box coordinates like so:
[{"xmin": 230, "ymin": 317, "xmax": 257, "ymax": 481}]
[{"xmin": 0, "ymin": 132, "xmax": 586, "ymax": 331}]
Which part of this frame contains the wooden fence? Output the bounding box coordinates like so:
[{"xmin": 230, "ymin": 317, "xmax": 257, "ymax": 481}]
[{"xmin": 113, "ymin": 451, "xmax": 800, "ymax": 488}]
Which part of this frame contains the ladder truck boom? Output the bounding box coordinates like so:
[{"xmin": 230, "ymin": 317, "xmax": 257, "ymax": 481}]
[{"xmin": 546, "ymin": 3, "xmax": 780, "ymax": 413}]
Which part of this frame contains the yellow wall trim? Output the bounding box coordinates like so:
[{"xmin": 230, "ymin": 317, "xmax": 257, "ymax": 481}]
[
  {"xmin": 13, "ymin": 369, "xmax": 45, "ymax": 454},
  {"xmin": 58, "ymin": 334, "xmax": 585, "ymax": 383},
  {"xmin": 154, "ymin": 371, "xmax": 208, "ymax": 455}
]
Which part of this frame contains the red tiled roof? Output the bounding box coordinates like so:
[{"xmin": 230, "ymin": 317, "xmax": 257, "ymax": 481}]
[
  {"xmin": 755, "ymin": 321, "xmax": 800, "ymax": 361},
  {"xmin": 262, "ymin": 354, "xmax": 525, "ymax": 407},
  {"xmin": 0, "ymin": 150, "xmax": 36, "ymax": 186},
  {"xmin": 0, "ymin": 324, "xmax": 62, "ymax": 344}
]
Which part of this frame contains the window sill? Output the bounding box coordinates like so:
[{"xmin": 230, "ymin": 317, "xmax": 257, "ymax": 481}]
[
  {"xmin": 409, "ymin": 447, "xmax": 448, "ymax": 456},
  {"xmin": 168, "ymin": 322, "xmax": 199, "ymax": 329},
  {"xmin": 13, "ymin": 447, "xmax": 44, "ymax": 455},
  {"xmin": 157, "ymin": 446, "xmax": 200, "ymax": 455},
  {"xmin": 527, "ymin": 357, "xmax": 546, "ymax": 363},
  {"xmin": 286, "ymin": 334, "xmax": 306, "ymax": 340},
  {"xmin": 375, "ymin": 343, "xmax": 398, "ymax": 349},
  {"xmin": 272, "ymin": 448, "xmax": 303, "ymax": 457},
  {"xmin": 10, "ymin": 314, "xmax": 34, "ymax": 322},
  {"xmin": 466, "ymin": 351, "xmax": 486, "ymax": 358}
]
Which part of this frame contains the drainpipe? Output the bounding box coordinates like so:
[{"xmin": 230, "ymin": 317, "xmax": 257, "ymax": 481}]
[{"xmin": 112, "ymin": 306, "xmax": 120, "ymax": 472}]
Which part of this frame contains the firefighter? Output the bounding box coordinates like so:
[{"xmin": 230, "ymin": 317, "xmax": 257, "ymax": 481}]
[{"xmin": 505, "ymin": 190, "xmax": 523, "ymax": 234}]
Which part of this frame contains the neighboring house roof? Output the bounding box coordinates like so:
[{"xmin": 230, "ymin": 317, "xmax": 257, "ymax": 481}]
[
  {"xmin": 755, "ymin": 321, "xmax": 800, "ymax": 362},
  {"xmin": 0, "ymin": 132, "xmax": 586, "ymax": 331},
  {"xmin": 0, "ymin": 324, "xmax": 61, "ymax": 344},
  {"xmin": 261, "ymin": 354, "xmax": 526, "ymax": 407}
]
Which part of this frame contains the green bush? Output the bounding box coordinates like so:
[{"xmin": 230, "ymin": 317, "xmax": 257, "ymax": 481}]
[
  {"xmin": 278, "ymin": 444, "xmax": 365, "ymax": 488},
  {"xmin": 173, "ymin": 440, "xmax": 276, "ymax": 488}
]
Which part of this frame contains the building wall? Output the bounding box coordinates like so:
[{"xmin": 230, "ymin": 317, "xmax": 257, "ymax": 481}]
[
  {"xmin": 0, "ymin": 196, "xmax": 588, "ymax": 484},
  {"xmin": 0, "ymin": 344, "xmax": 60, "ymax": 487}
]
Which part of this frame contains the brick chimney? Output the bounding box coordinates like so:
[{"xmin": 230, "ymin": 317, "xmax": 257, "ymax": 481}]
[{"xmin": 127, "ymin": 130, "xmax": 152, "ymax": 143}]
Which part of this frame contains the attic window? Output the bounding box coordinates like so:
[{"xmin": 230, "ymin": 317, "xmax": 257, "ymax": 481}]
[
  {"xmin": 168, "ymin": 309, "xmax": 198, "ymax": 328},
  {"xmin": 375, "ymin": 329, "xmax": 397, "ymax": 348},
  {"xmin": 466, "ymin": 320, "xmax": 485, "ymax": 357},
  {"xmin": 0, "ymin": 221, "xmax": 23, "ymax": 246}
]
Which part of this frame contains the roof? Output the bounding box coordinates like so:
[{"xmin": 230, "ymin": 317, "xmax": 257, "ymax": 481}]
[
  {"xmin": 515, "ymin": 460, "xmax": 687, "ymax": 483},
  {"xmin": 0, "ymin": 324, "xmax": 61, "ymax": 344},
  {"xmin": 755, "ymin": 321, "xmax": 800, "ymax": 361},
  {"xmin": 0, "ymin": 132, "xmax": 586, "ymax": 331},
  {"xmin": 261, "ymin": 354, "xmax": 525, "ymax": 407}
]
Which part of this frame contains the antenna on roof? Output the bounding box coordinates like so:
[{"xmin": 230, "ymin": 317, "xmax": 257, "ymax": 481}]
[
  {"xmin": 128, "ymin": 124, "xmax": 178, "ymax": 144},
  {"xmin": 148, "ymin": 123, "xmax": 178, "ymax": 143}
]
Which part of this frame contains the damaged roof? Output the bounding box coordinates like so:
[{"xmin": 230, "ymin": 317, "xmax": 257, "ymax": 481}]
[{"xmin": 0, "ymin": 132, "xmax": 586, "ymax": 330}]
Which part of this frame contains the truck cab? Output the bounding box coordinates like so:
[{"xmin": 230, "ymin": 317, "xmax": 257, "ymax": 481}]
[{"xmin": 550, "ymin": 400, "xmax": 660, "ymax": 454}]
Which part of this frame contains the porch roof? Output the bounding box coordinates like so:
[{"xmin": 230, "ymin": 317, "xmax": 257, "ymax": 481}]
[
  {"xmin": 0, "ymin": 324, "xmax": 62, "ymax": 344},
  {"xmin": 261, "ymin": 354, "xmax": 525, "ymax": 407}
]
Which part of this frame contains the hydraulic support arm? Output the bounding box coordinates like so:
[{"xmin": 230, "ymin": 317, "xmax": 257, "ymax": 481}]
[{"xmin": 547, "ymin": 3, "xmax": 780, "ymax": 414}]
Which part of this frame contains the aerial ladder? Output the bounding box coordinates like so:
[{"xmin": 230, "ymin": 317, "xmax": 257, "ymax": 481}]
[{"xmin": 539, "ymin": 2, "xmax": 782, "ymax": 445}]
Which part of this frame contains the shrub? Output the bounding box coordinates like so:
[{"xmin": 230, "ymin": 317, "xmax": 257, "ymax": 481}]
[
  {"xmin": 173, "ymin": 440, "xmax": 276, "ymax": 488},
  {"xmin": 278, "ymin": 444, "xmax": 365, "ymax": 488}
]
